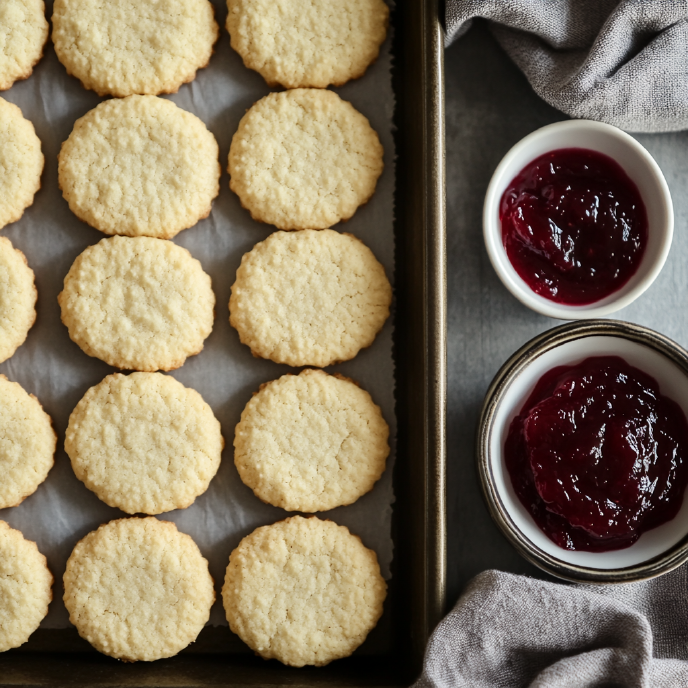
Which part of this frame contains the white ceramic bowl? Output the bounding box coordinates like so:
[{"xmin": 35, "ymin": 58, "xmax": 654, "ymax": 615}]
[
  {"xmin": 483, "ymin": 120, "xmax": 673, "ymax": 320},
  {"xmin": 478, "ymin": 320, "xmax": 688, "ymax": 583}
]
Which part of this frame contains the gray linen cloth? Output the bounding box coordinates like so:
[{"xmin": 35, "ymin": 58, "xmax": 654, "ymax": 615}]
[
  {"xmin": 415, "ymin": 569, "xmax": 688, "ymax": 687},
  {"xmin": 445, "ymin": 0, "xmax": 688, "ymax": 132}
]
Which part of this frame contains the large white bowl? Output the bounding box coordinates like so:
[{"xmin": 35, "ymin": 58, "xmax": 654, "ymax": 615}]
[
  {"xmin": 478, "ymin": 320, "xmax": 688, "ymax": 583},
  {"xmin": 483, "ymin": 120, "xmax": 673, "ymax": 320}
]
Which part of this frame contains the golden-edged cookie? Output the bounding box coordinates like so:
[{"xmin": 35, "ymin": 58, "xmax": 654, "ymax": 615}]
[
  {"xmin": 235, "ymin": 369, "xmax": 389, "ymax": 511},
  {"xmin": 0, "ymin": 521, "xmax": 52, "ymax": 652},
  {"xmin": 223, "ymin": 516, "xmax": 386, "ymax": 667},
  {"xmin": 228, "ymin": 89, "xmax": 384, "ymax": 230},
  {"xmin": 226, "ymin": 0, "xmax": 388, "ymax": 89},
  {"xmin": 58, "ymin": 236, "xmax": 215, "ymax": 372},
  {"xmin": 52, "ymin": 0, "xmax": 219, "ymax": 97},
  {"xmin": 63, "ymin": 517, "xmax": 214, "ymax": 662},
  {"xmin": 0, "ymin": 97, "xmax": 43, "ymax": 230},
  {"xmin": 0, "ymin": 375, "xmax": 56, "ymax": 509},
  {"xmin": 0, "ymin": 0, "xmax": 49, "ymax": 90},
  {"xmin": 229, "ymin": 229, "xmax": 391, "ymax": 367},
  {"xmin": 58, "ymin": 96, "xmax": 220, "ymax": 239},
  {"xmin": 66, "ymin": 372, "xmax": 224, "ymax": 515},
  {"xmin": 0, "ymin": 236, "xmax": 37, "ymax": 363}
]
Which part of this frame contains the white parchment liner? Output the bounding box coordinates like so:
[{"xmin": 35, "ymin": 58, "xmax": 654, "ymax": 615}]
[{"xmin": 0, "ymin": 0, "xmax": 395, "ymax": 629}]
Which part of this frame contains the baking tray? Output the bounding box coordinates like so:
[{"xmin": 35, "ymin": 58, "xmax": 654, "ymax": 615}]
[{"xmin": 0, "ymin": 0, "xmax": 446, "ymax": 685}]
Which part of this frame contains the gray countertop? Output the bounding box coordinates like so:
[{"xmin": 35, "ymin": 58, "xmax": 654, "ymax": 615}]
[{"xmin": 445, "ymin": 23, "xmax": 688, "ymax": 607}]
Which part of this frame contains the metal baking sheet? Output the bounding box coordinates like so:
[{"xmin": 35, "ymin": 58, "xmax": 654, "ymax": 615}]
[{"xmin": 1, "ymin": 0, "xmax": 446, "ymax": 684}]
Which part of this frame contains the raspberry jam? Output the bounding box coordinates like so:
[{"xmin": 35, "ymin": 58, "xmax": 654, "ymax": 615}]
[
  {"xmin": 505, "ymin": 356, "xmax": 688, "ymax": 552},
  {"xmin": 500, "ymin": 148, "xmax": 648, "ymax": 305}
]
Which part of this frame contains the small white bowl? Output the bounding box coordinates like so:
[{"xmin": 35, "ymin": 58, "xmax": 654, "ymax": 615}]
[
  {"xmin": 483, "ymin": 120, "xmax": 673, "ymax": 320},
  {"xmin": 478, "ymin": 320, "xmax": 688, "ymax": 583}
]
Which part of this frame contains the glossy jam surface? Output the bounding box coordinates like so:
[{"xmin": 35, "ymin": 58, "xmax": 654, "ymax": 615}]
[
  {"xmin": 500, "ymin": 148, "xmax": 648, "ymax": 305},
  {"xmin": 505, "ymin": 356, "xmax": 688, "ymax": 552}
]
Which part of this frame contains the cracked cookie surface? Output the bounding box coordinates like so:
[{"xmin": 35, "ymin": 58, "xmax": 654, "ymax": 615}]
[
  {"xmin": 63, "ymin": 517, "xmax": 214, "ymax": 661},
  {"xmin": 0, "ymin": 0, "xmax": 48, "ymax": 90},
  {"xmin": 66, "ymin": 372, "xmax": 224, "ymax": 515},
  {"xmin": 235, "ymin": 369, "xmax": 388, "ymax": 511},
  {"xmin": 0, "ymin": 521, "xmax": 52, "ymax": 652},
  {"xmin": 222, "ymin": 515, "xmax": 386, "ymax": 667},
  {"xmin": 0, "ymin": 375, "xmax": 56, "ymax": 509},
  {"xmin": 0, "ymin": 236, "xmax": 37, "ymax": 364},
  {"xmin": 0, "ymin": 97, "xmax": 43, "ymax": 230},
  {"xmin": 226, "ymin": 0, "xmax": 388, "ymax": 89},
  {"xmin": 59, "ymin": 96, "xmax": 220, "ymax": 239},
  {"xmin": 52, "ymin": 0, "xmax": 218, "ymax": 97},
  {"xmin": 229, "ymin": 229, "xmax": 391, "ymax": 367},
  {"xmin": 59, "ymin": 236, "xmax": 215, "ymax": 372},
  {"xmin": 228, "ymin": 89, "xmax": 384, "ymax": 230}
]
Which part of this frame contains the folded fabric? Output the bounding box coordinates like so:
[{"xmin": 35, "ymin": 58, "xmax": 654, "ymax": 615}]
[
  {"xmin": 415, "ymin": 569, "xmax": 688, "ymax": 688},
  {"xmin": 445, "ymin": 0, "xmax": 688, "ymax": 133}
]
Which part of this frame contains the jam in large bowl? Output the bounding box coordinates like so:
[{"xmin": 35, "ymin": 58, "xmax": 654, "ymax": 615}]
[{"xmin": 478, "ymin": 321, "xmax": 688, "ymax": 583}]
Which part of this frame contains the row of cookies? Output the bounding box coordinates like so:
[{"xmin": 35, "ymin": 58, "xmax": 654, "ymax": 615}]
[
  {"xmin": 0, "ymin": 89, "xmax": 383, "ymax": 237},
  {"xmin": 0, "ymin": 0, "xmax": 387, "ymax": 95},
  {"xmin": 0, "ymin": 367, "xmax": 387, "ymax": 515},
  {"xmin": 0, "ymin": 227, "xmax": 391, "ymax": 370},
  {"xmin": 1, "ymin": 515, "xmax": 385, "ymax": 667},
  {"xmin": 59, "ymin": 230, "xmax": 392, "ymax": 370}
]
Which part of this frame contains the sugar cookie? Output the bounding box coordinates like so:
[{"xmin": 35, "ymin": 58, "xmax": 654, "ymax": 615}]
[
  {"xmin": 59, "ymin": 96, "xmax": 220, "ymax": 239},
  {"xmin": 0, "ymin": 521, "xmax": 52, "ymax": 652},
  {"xmin": 223, "ymin": 516, "xmax": 386, "ymax": 667},
  {"xmin": 64, "ymin": 517, "xmax": 214, "ymax": 661},
  {"xmin": 0, "ymin": 236, "xmax": 37, "ymax": 363},
  {"xmin": 0, "ymin": 375, "xmax": 55, "ymax": 509},
  {"xmin": 235, "ymin": 369, "xmax": 388, "ymax": 511},
  {"xmin": 66, "ymin": 372, "xmax": 224, "ymax": 514},
  {"xmin": 0, "ymin": 0, "xmax": 49, "ymax": 90},
  {"xmin": 58, "ymin": 236, "xmax": 215, "ymax": 371},
  {"xmin": 52, "ymin": 0, "xmax": 218, "ymax": 97},
  {"xmin": 226, "ymin": 0, "xmax": 388, "ymax": 89},
  {"xmin": 0, "ymin": 97, "xmax": 43, "ymax": 230},
  {"xmin": 228, "ymin": 89, "xmax": 383, "ymax": 230},
  {"xmin": 229, "ymin": 230, "xmax": 391, "ymax": 367}
]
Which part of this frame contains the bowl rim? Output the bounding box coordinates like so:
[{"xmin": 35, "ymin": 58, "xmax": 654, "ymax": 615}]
[
  {"xmin": 477, "ymin": 319, "xmax": 688, "ymax": 584},
  {"xmin": 482, "ymin": 119, "xmax": 674, "ymax": 321}
]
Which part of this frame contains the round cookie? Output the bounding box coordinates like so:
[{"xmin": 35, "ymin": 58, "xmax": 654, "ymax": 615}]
[
  {"xmin": 58, "ymin": 236, "xmax": 215, "ymax": 372},
  {"xmin": 0, "ymin": 375, "xmax": 56, "ymax": 509},
  {"xmin": 223, "ymin": 515, "xmax": 386, "ymax": 667},
  {"xmin": 229, "ymin": 229, "xmax": 392, "ymax": 367},
  {"xmin": 66, "ymin": 372, "xmax": 224, "ymax": 514},
  {"xmin": 0, "ymin": 97, "xmax": 43, "ymax": 230},
  {"xmin": 0, "ymin": 521, "xmax": 52, "ymax": 652},
  {"xmin": 0, "ymin": 0, "xmax": 49, "ymax": 90},
  {"xmin": 63, "ymin": 517, "xmax": 214, "ymax": 662},
  {"xmin": 235, "ymin": 369, "xmax": 389, "ymax": 511},
  {"xmin": 0, "ymin": 237, "xmax": 37, "ymax": 363},
  {"xmin": 59, "ymin": 96, "xmax": 220, "ymax": 239},
  {"xmin": 52, "ymin": 0, "xmax": 219, "ymax": 97},
  {"xmin": 226, "ymin": 0, "xmax": 389, "ymax": 89},
  {"xmin": 228, "ymin": 89, "xmax": 384, "ymax": 230}
]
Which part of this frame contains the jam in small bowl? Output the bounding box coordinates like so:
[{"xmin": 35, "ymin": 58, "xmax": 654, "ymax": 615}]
[
  {"xmin": 477, "ymin": 320, "xmax": 688, "ymax": 583},
  {"xmin": 483, "ymin": 121, "xmax": 673, "ymax": 320}
]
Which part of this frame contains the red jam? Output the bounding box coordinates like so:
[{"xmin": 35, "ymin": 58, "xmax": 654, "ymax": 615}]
[
  {"xmin": 500, "ymin": 148, "xmax": 648, "ymax": 305},
  {"xmin": 505, "ymin": 356, "xmax": 688, "ymax": 552}
]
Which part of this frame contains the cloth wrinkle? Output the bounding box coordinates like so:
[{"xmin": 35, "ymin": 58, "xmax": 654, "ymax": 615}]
[
  {"xmin": 445, "ymin": 0, "xmax": 688, "ymax": 132},
  {"xmin": 414, "ymin": 570, "xmax": 688, "ymax": 687}
]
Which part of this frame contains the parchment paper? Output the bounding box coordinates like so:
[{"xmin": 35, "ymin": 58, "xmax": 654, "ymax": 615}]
[{"xmin": 0, "ymin": 0, "xmax": 395, "ymax": 629}]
